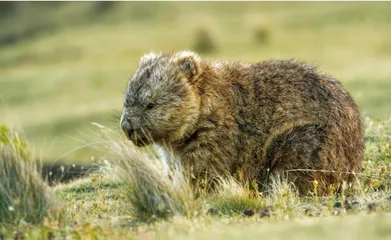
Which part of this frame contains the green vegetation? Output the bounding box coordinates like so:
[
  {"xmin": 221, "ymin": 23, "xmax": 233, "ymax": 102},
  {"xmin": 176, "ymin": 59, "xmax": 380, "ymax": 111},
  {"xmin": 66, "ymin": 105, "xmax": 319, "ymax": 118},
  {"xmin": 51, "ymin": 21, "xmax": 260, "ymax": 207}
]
[
  {"xmin": 1, "ymin": 119, "xmax": 391, "ymax": 239},
  {"xmin": 0, "ymin": 125, "xmax": 58, "ymax": 226},
  {"xmin": 1, "ymin": 2, "xmax": 391, "ymax": 239}
]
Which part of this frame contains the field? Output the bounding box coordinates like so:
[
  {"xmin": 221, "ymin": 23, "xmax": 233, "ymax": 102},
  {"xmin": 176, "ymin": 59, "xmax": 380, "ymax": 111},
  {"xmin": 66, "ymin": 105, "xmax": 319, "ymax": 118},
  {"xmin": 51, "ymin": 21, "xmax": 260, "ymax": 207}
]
[{"xmin": 1, "ymin": 2, "xmax": 391, "ymax": 239}]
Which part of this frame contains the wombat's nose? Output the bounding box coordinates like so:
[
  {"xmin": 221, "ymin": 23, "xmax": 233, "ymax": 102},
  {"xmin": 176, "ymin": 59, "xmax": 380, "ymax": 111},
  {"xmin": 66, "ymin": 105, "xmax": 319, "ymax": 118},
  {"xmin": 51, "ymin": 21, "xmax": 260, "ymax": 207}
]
[
  {"xmin": 120, "ymin": 118, "xmax": 132, "ymax": 133},
  {"xmin": 120, "ymin": 119, "xmax": 134, "ymax": 138}
]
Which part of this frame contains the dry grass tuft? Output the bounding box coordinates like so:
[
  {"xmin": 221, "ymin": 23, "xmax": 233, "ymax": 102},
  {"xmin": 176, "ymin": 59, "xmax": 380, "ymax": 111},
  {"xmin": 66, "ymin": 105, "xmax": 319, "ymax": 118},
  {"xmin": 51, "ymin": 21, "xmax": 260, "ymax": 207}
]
[
  {"xmin": 0, "ymin": 125, "xmax": 59, "ymax": 225},
  {"xmin": 91, "ymin": 123, "xmax": 203, "ymax": 222},
  {"xmin": 208, "ymin": 177, "xmax": 263, "ymax": 215}
]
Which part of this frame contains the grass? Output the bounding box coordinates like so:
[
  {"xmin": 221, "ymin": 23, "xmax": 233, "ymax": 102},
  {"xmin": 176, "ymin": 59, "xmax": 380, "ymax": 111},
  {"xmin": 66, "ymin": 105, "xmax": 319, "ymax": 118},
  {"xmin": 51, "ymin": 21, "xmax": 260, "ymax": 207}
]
[
  {"xmin": 1, "ymin": 118, "xmax": 391, "ymax": 239},
  {"xmin": 97, "ymin": 124, "xmax": 201, "ymax": 222},
  {"xmin": 1, "ymin": 2, "xmax": 391, "ymax": 239},
  {"xmin": 0, "ymin": 125, "xmax": 58, "ymax": 226},
  {"xmin": 4, "ymin": 214, "xmax": 391, "ymax": 239}
]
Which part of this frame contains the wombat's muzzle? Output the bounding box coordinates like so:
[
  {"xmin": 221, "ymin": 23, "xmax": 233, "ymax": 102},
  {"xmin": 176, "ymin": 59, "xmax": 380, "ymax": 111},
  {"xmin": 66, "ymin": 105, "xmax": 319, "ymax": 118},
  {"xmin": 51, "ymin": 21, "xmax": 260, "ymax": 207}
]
[{"xmin": 120, "ymin": 119, "xmax": 150, "ymax": 147}]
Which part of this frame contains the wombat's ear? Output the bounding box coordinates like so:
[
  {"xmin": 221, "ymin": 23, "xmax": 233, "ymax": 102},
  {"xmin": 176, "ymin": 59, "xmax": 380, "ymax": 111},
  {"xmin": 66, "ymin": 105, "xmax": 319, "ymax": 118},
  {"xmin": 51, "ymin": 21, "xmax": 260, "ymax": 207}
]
[{"xmin": 177, "ymin": 51, "xmax": 201, "ymax": 77}]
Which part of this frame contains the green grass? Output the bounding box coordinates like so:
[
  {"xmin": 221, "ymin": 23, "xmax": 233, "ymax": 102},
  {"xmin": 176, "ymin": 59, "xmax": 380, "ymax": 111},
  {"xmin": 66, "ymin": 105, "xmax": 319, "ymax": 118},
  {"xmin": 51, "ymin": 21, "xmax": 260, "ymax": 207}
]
[
  {"xmin": 1, "ymin": 118, "xmax": 391, "ymax": 239},
  {"xmin": 1, "ymin": 122, "xmax": 391, "ymax": 239},
  {"xmin": 1, "ymin": 2, "xmax": 391, "ymax": 163},
  {"xmin": 346, "ymin": 79, "xmax": 391, "ymax": 120},
  {"xmin": 4, "ymin": 214, "xmax": 391, "ymax": 239},
  {"xmin": 1, "ymin": 2, "xmax": 391, "ymax": 239},
  {"xmin": 0, "ymin": 125, "xmax": 58, "ymax": 225}
]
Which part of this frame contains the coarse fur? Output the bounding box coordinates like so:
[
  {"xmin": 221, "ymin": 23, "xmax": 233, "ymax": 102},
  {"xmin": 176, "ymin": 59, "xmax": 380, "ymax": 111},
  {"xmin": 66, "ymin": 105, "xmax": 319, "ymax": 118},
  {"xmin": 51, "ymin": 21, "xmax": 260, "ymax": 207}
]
[{"xmin": 120, "ymin": 51, "xmax": 364, "ymax": 195}]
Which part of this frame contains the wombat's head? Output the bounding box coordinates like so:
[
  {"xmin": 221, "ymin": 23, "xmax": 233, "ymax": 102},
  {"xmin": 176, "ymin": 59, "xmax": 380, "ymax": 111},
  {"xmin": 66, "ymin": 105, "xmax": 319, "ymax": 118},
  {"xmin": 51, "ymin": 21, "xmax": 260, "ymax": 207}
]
[{"xmin": 120, "ymin": 51, "xmax": 202, "ymax": 147}]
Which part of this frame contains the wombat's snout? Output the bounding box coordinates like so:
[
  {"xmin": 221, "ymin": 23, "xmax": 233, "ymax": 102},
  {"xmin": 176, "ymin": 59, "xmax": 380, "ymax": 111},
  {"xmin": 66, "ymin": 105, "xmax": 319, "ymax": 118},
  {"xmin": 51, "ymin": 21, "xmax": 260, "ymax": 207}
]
[
  {"xmin": 120, "ymin": 118, "xmax": 149, "ymax": 146},
  {"xmin": 120, "ymin": 118, "xmax": 131, "ymax": 135},
  {"xmin": 120, "ymin": 119, "xmax": 137, "ymax": 141}
]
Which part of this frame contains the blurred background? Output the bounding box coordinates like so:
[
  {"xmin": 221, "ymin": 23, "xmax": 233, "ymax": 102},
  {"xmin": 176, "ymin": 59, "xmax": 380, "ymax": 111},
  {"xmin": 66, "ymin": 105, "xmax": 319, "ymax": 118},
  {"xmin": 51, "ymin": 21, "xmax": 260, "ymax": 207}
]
[{"xmin": 1, "ymin": 2, "xmax": 391, "ymax": 166}]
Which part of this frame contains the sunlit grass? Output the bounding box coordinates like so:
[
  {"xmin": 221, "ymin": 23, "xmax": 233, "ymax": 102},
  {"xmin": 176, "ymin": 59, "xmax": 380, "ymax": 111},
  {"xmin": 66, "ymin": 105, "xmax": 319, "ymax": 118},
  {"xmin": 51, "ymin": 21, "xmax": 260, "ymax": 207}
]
[
  {"xmin": 0, "ymin": 125, "xmax": 59, "ymax": 225},
  {"xmin": 2, "ymin": 2, "xmax": 391, "ymax": 239},
  {"xmin": 1, "ymin": 115, "xmax": 391, "ymax": 238},
  {"xmin": 1, "ymin": 117, "xmax": 391, "ymax": 238}
]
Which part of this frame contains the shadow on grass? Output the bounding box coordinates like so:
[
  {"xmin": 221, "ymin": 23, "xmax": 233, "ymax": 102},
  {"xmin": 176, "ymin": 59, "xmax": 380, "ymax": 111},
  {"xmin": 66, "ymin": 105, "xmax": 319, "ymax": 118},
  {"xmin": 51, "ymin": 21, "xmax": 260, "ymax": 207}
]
[{"xmin": 40, "ymin": 161, "xmax": 101, "ymax": 186}]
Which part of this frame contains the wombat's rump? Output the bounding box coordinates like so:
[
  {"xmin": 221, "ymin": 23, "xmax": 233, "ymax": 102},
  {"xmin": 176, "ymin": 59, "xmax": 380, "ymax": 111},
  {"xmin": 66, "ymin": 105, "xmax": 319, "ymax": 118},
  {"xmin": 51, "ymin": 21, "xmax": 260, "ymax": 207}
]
[{"xmin": 120, "ymin": 51, "xmax": 364, "ymax": 194}]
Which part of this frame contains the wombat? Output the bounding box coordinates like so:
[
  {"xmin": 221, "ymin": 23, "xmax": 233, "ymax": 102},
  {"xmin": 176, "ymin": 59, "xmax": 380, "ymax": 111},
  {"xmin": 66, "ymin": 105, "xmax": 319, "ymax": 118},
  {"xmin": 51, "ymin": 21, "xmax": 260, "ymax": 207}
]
[{"xmin": 120, "ymin": 51, "xmax": 364, "ymax": 194}]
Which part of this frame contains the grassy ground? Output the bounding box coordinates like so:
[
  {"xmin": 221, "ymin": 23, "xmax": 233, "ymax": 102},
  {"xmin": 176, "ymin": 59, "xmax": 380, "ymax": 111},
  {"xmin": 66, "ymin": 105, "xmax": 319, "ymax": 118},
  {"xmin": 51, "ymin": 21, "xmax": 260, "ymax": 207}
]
[
  {"xmin": 5, "ymin": 213, "xmax": 391, "ymax": 239},
  {"xmin": 1, "ymin": 2, "xmax": 391, "ymax": 239},
  {"xmin": 2, "ymin": 117, "xmax": 391, "ymax": 239},
  {"xmin": 1, "ymin": 2, "xmax": 391, "ymax": 163}
]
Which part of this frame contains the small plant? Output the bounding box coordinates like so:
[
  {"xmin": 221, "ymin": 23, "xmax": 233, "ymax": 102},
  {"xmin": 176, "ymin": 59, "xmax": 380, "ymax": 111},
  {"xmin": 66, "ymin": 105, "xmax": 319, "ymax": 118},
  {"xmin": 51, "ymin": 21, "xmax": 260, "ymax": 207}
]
[
  {"xmin": 208, "ymin": 177, "xmax": 263, "ymax": 215},
  {"xmin": 362, "ymin": 117, "xmax": 391, "ymax": 191},
  {"xmin": 0, "ymin": 125, "xmax": 58, "ymax": 225}
]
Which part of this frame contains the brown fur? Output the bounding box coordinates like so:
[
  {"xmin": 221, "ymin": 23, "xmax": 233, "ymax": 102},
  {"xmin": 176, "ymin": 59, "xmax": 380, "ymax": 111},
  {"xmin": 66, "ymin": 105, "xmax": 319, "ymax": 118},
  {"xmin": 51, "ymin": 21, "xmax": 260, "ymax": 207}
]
[{"xmin": 120, "ymin": 51, "xmax": 364, "ymax": 195}]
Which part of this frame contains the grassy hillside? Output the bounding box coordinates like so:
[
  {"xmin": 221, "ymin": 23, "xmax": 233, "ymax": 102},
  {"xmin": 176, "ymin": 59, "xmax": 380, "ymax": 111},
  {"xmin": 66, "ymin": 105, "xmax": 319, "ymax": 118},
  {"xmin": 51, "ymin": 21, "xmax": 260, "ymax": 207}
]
[{"xmin": 1, "ymin": 2, "xmax": 391, "ymax": 163}]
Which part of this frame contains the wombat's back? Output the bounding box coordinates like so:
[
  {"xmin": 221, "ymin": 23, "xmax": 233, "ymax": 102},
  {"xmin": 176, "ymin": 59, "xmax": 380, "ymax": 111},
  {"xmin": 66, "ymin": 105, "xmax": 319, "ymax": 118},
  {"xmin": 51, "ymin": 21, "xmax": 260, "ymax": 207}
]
[{"xmin": 221, "ymin": 59, "xmax": 364, "ymax": 193}]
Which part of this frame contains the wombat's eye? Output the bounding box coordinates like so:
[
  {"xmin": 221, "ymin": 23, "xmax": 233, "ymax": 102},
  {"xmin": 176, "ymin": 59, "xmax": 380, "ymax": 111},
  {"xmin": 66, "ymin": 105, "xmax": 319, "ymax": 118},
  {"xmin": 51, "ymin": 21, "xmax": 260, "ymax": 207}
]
[{"xmin": 146, "ymin": 103, "xmax": 156, "ymax": 110}]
